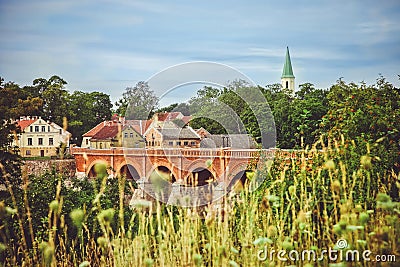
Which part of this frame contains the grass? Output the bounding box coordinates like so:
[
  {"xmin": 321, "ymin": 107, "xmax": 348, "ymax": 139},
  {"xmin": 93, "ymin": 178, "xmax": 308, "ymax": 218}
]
[{"xmin": 0, "ymin": 136, "xmax": 399, "ymax": 266}]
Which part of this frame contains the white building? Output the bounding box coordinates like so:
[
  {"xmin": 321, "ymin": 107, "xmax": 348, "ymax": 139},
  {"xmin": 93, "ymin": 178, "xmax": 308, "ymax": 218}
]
[{"xmin": 12, "ymin": 116, "xmax": 71, "ymax": 157}]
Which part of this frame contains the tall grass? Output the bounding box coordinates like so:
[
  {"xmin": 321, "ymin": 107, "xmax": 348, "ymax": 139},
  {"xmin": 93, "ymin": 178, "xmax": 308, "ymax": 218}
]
[{"xmin": 0, "ymin": 136, "xmax": 399, "ymax": 266}]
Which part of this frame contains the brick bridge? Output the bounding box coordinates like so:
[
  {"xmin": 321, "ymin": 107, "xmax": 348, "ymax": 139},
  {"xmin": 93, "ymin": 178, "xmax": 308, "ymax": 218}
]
[{"xmin": 71, "ymin": 147, "xmax": 276, "ymax": 205}]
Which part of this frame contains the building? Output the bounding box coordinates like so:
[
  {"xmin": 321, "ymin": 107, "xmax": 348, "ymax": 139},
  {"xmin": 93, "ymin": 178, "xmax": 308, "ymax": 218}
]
[
  {"xmin": 144, "ymin": 121, "xmax": 201, "ymax": 148},
  {"xmin": 81, "ymin": 117, "xmax": 150, "ymax": 149},
  {"xmin": 200, "ymin": 134, "xmax": 257, "ymax": 149},
  {"xmin": 281, "ymin": 46, "xmax": 295, "ymax": 90},
  {"xmin": 13, "ymin": 116, "xmax": 71, "ymax": 157},
  {"xmin": 80, "ymin": 112, "xmax": 199, "ymax": 149}
]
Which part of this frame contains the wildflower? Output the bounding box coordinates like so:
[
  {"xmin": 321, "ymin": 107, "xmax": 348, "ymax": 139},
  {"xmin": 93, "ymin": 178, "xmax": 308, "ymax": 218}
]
[
  {"xmin": 144, "ymin": 258, "xmax": 154, "ymax": 267},
  {"xmin": 324, "ymin": 159, "xmax": 335, "ymax": 170},
  {"xmin": 130, "ymin": 199, "xmax": 152, "ymax": 209},
  {"xmin": 70, "ymin": 209, "xmax": 85, "ymax": 228},
  {"xmin": 79, "ymin": 261, "xmax": 90, "ymax": 267},
  {"xmin": 97, "ymin": 237, "xmax": 107, "ymax": 249},
  {"xmin": 97, "ymin": 208, "xmax": 115, "ymax": 225},
  {"xmin": 360, "ymin": 155, "xmax": 372, "ymax": 169},
  {"xmin": 193, "ymin": 254, "xmax": 202, "ymax": 266},
  {"xmin": 267, "ymin": 225, "xmax": 278, "ymax": 238},
  {"xmin": 49, "ymin": 200, "xmax": 59, "ymax": 212},
  {"xmin": 358, "ymin": 212, "xmax": 369, "ymax": 225},
  {"xmin": 331, "ymin": 180, "xmax": 341, "ymax": 193},
  {"xmin": 43, "ymin": 245, "xmax": 55, "ymax": 265}
]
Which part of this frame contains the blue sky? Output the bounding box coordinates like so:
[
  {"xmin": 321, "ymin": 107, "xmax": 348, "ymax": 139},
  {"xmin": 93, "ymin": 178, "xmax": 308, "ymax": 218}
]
[{"xmin": 1, "ymin": 0, "xmax": 399, "ymax": 107}]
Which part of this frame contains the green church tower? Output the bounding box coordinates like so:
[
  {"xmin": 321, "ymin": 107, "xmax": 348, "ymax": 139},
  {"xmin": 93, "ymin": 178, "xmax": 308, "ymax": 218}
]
[{"xmin": 281, "ymin": 47, "xmax": 295, "ymax": 90}]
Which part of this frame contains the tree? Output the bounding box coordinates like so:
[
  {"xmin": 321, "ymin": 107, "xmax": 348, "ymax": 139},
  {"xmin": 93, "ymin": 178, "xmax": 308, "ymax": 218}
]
[
  {"xmin": 68, "ymin": 91, "xmax": 112, "ymax": 144},
  {"xmin": 33, "ymin": 75, "xmax": 68, "ymax": 126},
  {"xmin": 115, "ymin": 81, "xmax": 159, "ymax": 120},
  {"xmin": 322, "ymin": 77, "xmax": 400, "ymax": 173},
  {"xmin": 0, "ymin": 78, "xmax": 22, "ymax": 189}
]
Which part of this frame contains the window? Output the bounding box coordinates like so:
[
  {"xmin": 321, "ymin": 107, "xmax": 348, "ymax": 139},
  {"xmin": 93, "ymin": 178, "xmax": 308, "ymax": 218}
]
[
  {"xmin": 26, "ymin": 150, "xmax": 31, "ymax": 155},
  {"xmin": 130, "ymin": 133, "xmax": 133, "ymax": 138},
  {"xmin": 191, "ymin": 141, "xmax": 196, "ymax": 146},
  {"xmin": 38, "ymin": 138, "xmax": 43, "ymax": 145},
  {"xmin": 30, "ymin": 126, "xmax": 33, "ymax": 132},
  {"xmin": 42, "ymin": 126, "xmax": 46, "ymax": 132},
  {"xmin": 184, "ymin": 141, "xmax": 189, "ymax": 146},
  {"xmin": 86, "ymin": 139, "xmax": 89, "ymax": 145},
  {"xmin": 48, "ymin": 126, "xmax": 50, "ymax": 132},
  {"xmin": 286, "ymin": 81, "xmax": 289, "ymax": 88},
  {"xmin": 176, "ymin": 141, "xmax": 181, "ymax": 146},
  {"xmin": 35, "ymin": 126, "xmax": 39, "ymax": 132},
  {"xmin": 169, "ymin": 141, "xmax": 174, "ymax": 146},
  {"xmin": 59, "ymin": 129, "xmax": 62, "ymax": 134},
  {"xmin": 124, "ymin": 133, "xmax": 128, "ymax": 138},
  {"xmin": 49, "ymin": 138, "xmax": 53, "ymax": 146},
  {"xmin": 28, "ymin": 138, "xmax": 33, "ymax": 146}
]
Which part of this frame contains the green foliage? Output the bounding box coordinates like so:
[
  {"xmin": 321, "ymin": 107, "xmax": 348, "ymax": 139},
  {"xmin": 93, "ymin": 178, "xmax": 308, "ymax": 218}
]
[
  {"xmin": 0, "ymin": 77, "xmax": 22, "ymax": 188},
  {"xmin": 115, "ymin": 81, "xmax": 159, "ymax": 119},
  {"xmin": 68, "ymin": 91, "xmax": 112, "ymax": 144},
  {"xmin": 322, "ymin": 77, "xmax": 400, "ymax": 173}
]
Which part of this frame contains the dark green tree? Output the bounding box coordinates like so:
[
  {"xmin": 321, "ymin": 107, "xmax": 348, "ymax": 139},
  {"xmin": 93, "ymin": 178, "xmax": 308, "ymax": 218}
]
[
  {"xmin": 115, "ymin": 81, "xmax": 159, "ymax": 119},
  {"xmin": 33, "ymin": 75, "xmax": 68, "ymax": 126},
  {"xmin": 0, "ymin": 78, "xmax": 22, "ymax": 189},
  {"xmin": 68, "ymin": 91, "xmax": 112, "ymax": 144}
]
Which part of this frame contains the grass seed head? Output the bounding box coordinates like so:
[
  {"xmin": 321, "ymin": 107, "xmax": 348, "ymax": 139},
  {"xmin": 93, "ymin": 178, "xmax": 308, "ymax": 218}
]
[{"xmin": 70, "ymin": 209, "xmax": 85, "ymax": 228}]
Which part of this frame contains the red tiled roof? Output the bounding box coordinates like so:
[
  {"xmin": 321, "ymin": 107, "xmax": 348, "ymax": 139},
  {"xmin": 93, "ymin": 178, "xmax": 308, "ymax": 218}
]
[
  {"xmin": 181, "ymin": 116, "xmax": 192, "ymax": 124},
  {"xmin": 157, "ymin": 112, "xmax": 182, "ymax": 121},
  {"xmin": 82, "ymin": 121, "xmax": 106, "ymax": 137},
  {"xmin": 17, "ymin": 119, "xmax": 37, "ymax": 130},
  {"xmin": 126, "ymin": 120, "xmax": 151, "ymax": 135},
  {"xmin": 91, "ymin": 124, "xmax": 120, "ymax": 140}
]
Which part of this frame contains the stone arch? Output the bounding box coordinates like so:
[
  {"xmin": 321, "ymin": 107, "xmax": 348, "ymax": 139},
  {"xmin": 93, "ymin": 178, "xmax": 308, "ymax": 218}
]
[
  {"xmin": 184, "ymin": 161, "xmax": 217, "ymax": 186},
  {"xmin": 119, "ymin": 164, "xmax": 141, "ymax": 181},
  {"xmin": 227, "ymin": 164, "xmax": 251, "ymax": 191},
  {"xmin": 187, "ymin": 167, "xmax": 215, "ymax": 186},
  {"xmin": 87, "ymin": 160, "xmax": 109, "ymax": 178},
  {"xmin": 116, "ymin": 160, "xmax": 143, "ymax": 179},
  {"xmin": 148, "ymin": 165, "xmax": 176, "ymax": 183}
]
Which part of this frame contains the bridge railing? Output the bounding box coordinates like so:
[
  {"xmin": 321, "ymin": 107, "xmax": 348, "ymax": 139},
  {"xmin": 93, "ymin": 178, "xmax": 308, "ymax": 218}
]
[{"xmin": 71, "ymin": 147, "xmax": 275, "ymax": 159}]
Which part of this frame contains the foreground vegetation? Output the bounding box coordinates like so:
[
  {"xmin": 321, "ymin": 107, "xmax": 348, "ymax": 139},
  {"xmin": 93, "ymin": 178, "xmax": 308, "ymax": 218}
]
[{"xmin": 1, "ymin": 136, "xmax": 399, "ymax": 266}]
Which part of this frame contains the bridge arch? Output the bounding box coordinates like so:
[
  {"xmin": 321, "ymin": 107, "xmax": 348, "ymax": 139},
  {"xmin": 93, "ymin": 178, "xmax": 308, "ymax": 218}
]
[
  {"xmin": 118, "ymin": 164, "xmax": 141, "ymax": 181},
  {"xmin": 184, "ymin": 161, "xmax": 216, "ymax": 186},
  {"xmin": 87, "ymin": 160, "xmax": 110, "ymax": 178},
  {"xmin": 187, "ymin": 167, "xmax": 215, "ymax": 186},
  {"xmin": 227, "ymin": 164, "xmax": 251, "ymax": 191},
  {"xmin": 116, "ymin": 160, "xmax": 143, "ymax": 179},
  {"xmin": 148, "ymin": 165, "xmax": 177, "ymax": 183}
]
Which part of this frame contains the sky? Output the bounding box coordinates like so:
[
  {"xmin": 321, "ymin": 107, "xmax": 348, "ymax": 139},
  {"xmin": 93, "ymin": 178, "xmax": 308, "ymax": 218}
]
[{"xmin": 1, "ymin": 0, "xmax": 399, "ymax": 107}]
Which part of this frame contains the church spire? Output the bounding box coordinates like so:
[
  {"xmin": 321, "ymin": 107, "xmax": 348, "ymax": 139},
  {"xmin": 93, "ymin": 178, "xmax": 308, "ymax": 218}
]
[
  {"xmin": 281, "ymin": 46, "xmax": 295, "ymax": 78},
  {"xmin": 281, "ymin": 47, "xmax": 295, "ymax": 90}
]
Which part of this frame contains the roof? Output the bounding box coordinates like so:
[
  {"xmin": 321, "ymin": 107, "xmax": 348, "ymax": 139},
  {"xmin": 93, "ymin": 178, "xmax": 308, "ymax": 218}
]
[
  {"xmin": 200, "ymin": 134, "xmax": 257, "ymax": 149},
  {"xmin": 125, "ymin": 120, "xmax": 151, "ymax": 135},
  {"xmin": 181, "ymin": 116, "xmax": 192, "ymax": 124},
  {"xmin": 83, "ymin": 121, "xmax": 106, "ymax": 137},
  {"xmin": 281, "ymin": 47, "xmax": 295, "ymax": 79},
  {"xmin": 91, "ymin": 124, "xmax": 120, "ymax": 141},
  {"xmin": 156, "ymin": 112, "xmax": 181, "ymax": 121},
  {"xmin": 17, "ymin": 119, "xmax": 38, "ymax": 130},
  {"xmin": 159, "ymin": 127, "xmax": 200, "ymax": 140}
]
